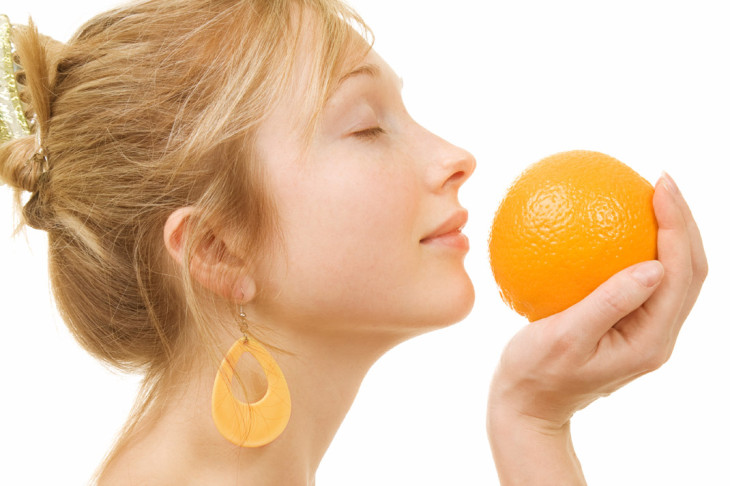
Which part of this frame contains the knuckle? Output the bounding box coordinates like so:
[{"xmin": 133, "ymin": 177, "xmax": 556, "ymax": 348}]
[
  {"xmin": 596, "ymin": 286, "xmax": 633, "ymax": 318},
  {"xmin": 550, "ymin": 329, "xmax": 576, "ymax": 356},
  {"xmin": 640, "ymin": 348, "xmax": 671, "ymax": 372},
  {"xmin": 694, "ymin": 258, "xmax": 709, "ymax": 283}
]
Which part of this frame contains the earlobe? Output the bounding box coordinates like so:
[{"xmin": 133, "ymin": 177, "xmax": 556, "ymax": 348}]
[{"xmin": 163, "ymin": 207, "xmax": 256, "ymax": 302}]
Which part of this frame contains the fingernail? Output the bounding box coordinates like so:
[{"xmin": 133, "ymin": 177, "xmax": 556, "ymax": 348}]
[
  {"xmin": 660, "ymin": 171, "xmax": 680, "ymax": 195},
  {"xmin": 632, "ymin": 260, "xmax": 664, "ymax": 287}
]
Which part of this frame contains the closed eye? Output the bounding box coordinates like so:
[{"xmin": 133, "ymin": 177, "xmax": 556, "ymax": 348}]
[{"xmin": 353, "ymin": 126, "xmax": 386, "ymax": 140}]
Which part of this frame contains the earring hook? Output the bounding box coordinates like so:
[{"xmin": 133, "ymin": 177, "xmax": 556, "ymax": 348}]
[{"xmin": 238, "ymin": 291, "xmax": 249, "ymax": 342}]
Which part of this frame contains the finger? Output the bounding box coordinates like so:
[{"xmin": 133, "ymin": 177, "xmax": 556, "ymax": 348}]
[
  {"xmin": 559, "ymin": 260, "xmax": 664, "ymax": 350},
  {"xmin": 661, "ymin": 172, "xmax": 708, "ymax": 324},
  {"xmin": 641, "ymin": 175, "xmax": 694, "ymax": 338}
]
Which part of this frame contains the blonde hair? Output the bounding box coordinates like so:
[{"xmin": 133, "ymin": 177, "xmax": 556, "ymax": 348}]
[{"xmin": 0, "ymin": 0, "xmax": 370, "ymax": 480}]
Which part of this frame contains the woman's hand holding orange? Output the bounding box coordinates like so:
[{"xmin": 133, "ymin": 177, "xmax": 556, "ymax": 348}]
[{"xmin": 487, "ymin": 173, "xmax": 707, "ymax": 485}]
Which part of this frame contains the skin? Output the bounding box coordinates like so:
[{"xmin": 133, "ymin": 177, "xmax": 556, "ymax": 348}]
[
  {"xmin": 102, "ymin": 30, "xmax": 477, "ymax": 486},
  {"xmin": 101, "ymin": 19, "xmax": 708, "ymax": 486}
]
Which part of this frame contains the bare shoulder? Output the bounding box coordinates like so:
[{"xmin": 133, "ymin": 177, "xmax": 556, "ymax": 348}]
[
  {"xmin": 97, "ymin": 434, "xmax": 238, "ymax": 486},
  {"xmin": 97, "ymin": 446, "xmax": 178, "ymax": 486},
  {"xmin": 97, "ymin": 433, "xmax": 196, "ymax": 486}
]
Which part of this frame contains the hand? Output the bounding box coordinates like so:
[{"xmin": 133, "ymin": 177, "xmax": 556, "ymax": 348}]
[
  {"xmin": 488, "ymin": 172, "xmax": 708, "ymax": 429},
  {"xmin": 486, "ymin": 173, "xmax": 707, "ymax": 485}
]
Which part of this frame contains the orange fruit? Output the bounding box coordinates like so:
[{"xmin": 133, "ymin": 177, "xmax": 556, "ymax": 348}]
[{"xmin": 488, "ymin": 150, "xmax": 658, "ymax": 321}]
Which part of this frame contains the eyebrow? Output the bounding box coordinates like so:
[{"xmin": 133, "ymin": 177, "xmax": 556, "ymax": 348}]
[
  {"xmin": 334, "ymin": 62, "xmax": 405, "ymax": 94},
  {"xmin": 336, "ymin": 63, "xmax": 381, "ymax": 87}
]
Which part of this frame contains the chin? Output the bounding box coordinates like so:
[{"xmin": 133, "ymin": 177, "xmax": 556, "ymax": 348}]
[
  {"xmin": 410, "ymin": 273, "xmax": 476, "ymax": 334},
  {"xmin": 441, "ymin": 276, "xmax": 476, "ymax": 325}
]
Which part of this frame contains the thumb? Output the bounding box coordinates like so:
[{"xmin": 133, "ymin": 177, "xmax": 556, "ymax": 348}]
[{"xmin": 560, "ymin": 260, "xmax": 665, "ymax": 347}]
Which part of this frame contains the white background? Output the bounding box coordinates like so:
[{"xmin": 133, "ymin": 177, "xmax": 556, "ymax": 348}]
[{"xmin": 2, "ymin": 1, "xmax": 728, "ymax": 485}]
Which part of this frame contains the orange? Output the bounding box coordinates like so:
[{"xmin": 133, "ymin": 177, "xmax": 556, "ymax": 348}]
[{"xmin": 488, "ymin": 150, "xmax": 658, "ymax": 321}]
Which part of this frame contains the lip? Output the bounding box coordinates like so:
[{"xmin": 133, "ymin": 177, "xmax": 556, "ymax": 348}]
[{"xmin": 420, "ymin": 209, "xmax": 469, "ymax": 250}]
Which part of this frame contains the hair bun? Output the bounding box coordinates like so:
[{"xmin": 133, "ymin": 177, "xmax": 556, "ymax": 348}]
[
  {"xmin": 0, "ymin": 137, "xmax": 42, "ymax": 191},
  {"xmin": 0, "ymin": 135, "xmax": 54, "ymax": 231},
  {"xmin": 1, "ymin": 15, "xmax": 58, "ymax": 230},
  {"xmin": 22, "ymin": 173, "xmax": 54, "ymax": 231}
]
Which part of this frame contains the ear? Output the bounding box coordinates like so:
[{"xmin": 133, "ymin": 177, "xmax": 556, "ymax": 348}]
[{"xmin": 163, "ymin": 207, "xmax": 256, "ymax": 303}]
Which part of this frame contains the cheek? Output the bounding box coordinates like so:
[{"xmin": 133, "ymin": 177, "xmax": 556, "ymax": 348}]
[
  {"xmin": 269, "ymin": 157, "xmax": 422, "ymax": 313},
  {"xmin": 299, "ymin": 167, "xmax": 417, "ymax": 271}
]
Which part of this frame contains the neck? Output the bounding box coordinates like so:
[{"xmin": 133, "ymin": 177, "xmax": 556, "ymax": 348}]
[
  {"xmin": 102, "ymin": 321, "xmax": 407, "ymax": 485},
  {"xmin": 253, "ymin": 327, "xmax": 395, "ymax": 481}
]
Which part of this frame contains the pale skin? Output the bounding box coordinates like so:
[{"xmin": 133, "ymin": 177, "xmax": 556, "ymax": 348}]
[{"xmin": 100, "ymin": 23, "xmax": 708, "ymax": 486}]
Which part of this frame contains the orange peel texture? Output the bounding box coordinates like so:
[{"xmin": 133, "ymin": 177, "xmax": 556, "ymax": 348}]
[{"xmin": 488, "ymin": 150, "xmax": 658, "ymax": 321}]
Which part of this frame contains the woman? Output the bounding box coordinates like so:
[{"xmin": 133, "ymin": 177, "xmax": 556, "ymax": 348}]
[{"xmin": 0, "ymin": 0, "xmax": 707, "ymax": 484}]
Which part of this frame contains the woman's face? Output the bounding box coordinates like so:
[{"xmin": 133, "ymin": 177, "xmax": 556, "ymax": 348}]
[{"xmin": 252, "ymin": 44, "xmax": 476, "ymax": 339}]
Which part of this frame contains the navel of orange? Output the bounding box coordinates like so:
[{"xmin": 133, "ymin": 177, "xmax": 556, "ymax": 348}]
[{"xmin": 488, "ymin": 150, "xmax": 658, "ymax": 321}]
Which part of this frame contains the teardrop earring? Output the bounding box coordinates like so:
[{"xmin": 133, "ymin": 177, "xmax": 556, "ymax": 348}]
[{"xmin": 211, "ymin": 305, "xmax": 291, "ymax": 447}]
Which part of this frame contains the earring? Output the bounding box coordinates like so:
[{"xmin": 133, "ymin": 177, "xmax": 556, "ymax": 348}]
[{"xmin": 211, "ymin": 306, "xmax": 291, "ymax": 447}]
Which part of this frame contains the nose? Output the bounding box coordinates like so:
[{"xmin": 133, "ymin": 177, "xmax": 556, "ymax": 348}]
[{"xmin": 424, "ymin": 132, "xmax": 477, "ymax": 192}]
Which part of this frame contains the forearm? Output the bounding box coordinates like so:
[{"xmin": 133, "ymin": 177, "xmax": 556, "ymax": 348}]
[{"xmin": 487, "ymin": 406, "xmax": 586, "ymax": 486}]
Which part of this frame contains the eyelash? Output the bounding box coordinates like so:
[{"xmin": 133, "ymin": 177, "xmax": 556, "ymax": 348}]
[{"xmin": 353, "ymin": 126, "xmax": 386, "ymax": 140}]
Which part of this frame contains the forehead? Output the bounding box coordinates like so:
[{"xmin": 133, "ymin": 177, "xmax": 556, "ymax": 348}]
[
  {"xmin": 251, "ymin": 8, "xmax": 371, "ymax": 157},
  {"xmin": 273, "ymin": 7, "xmax": 372, "ymax": 129}
]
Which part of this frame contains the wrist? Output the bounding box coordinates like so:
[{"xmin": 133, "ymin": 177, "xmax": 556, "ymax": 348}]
[
  {"xmin": 487, "ymin": 405, "xmax": 586, "ymax": 486},
  {"xmin": 488, "ymin": 370, "xmax": 577, "ymax": 429}
]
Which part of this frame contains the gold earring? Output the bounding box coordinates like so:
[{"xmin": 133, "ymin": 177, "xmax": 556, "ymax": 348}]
[{"xmin": 211, "ymin": 306, "xmax": 291, "ymax": 447}]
